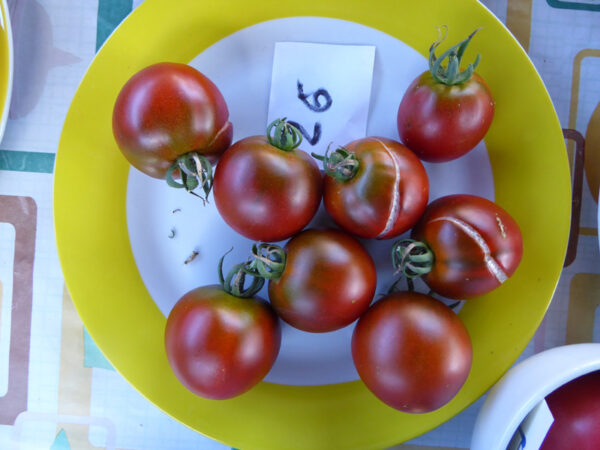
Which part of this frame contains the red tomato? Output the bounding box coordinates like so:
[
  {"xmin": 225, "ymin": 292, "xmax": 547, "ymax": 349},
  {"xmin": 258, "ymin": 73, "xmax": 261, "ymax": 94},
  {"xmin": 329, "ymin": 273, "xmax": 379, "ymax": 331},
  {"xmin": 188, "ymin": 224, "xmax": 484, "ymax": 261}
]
[
  {"xmin": 113, "ymin": 62, "xmax": 232, "ymax": 183},
  {"xmin": 352, "ymin": 291, "xmax": 473, "ymax": 413},
  {"xmin": 397, "ymin": 29, "xmax": 494, "ymax": 162},
  {"xmin": 541, "ymin": 371, "xmax": 600, "ymax": 449},
  {"xmin": 318, "ymin": 137, "xmax": 429, "ymax": 239},
  {"xmin": 213, "ymin": 120, "xmax": 322, "ymax": 242},
  {"xmin": 267, "ymin": 229, "xmax": 377, "ymax": 332},
  {"xmin": 404, "ymin": 194, "xmax": 523, "ymax": 299},
  {"xmin": 164, "ymin": 285, "xmax": 281, "ymax": 400}
]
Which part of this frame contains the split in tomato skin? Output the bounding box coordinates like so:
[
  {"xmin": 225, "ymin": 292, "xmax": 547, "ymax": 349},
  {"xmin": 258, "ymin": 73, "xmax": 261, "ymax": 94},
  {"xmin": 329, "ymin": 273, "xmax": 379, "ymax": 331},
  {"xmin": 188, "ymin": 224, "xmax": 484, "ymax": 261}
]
[
  {"xmin": 213, "ymin": 120, "xmax": 322, "ymax": 242},
  {"xmin": 351, "ymin": 291, "xmax": 473, "ymax": 413},
  {"xmin": 317, "ymin": 137, "xmax": 429, "ymax": 240},
  {"xmin": 164, "ymin": 259, "xmax": 281, "ymax": 400},
  {"xmin": 395, "ymin": 194, "xmax": 523, "ymax": 300},
  {"xmin": 397, "ymin": 28, "xmax": 494, "ymax": 163},
  {"xmin": 264, "ymin": 228, "xmax": 377, "ymax": 333}
]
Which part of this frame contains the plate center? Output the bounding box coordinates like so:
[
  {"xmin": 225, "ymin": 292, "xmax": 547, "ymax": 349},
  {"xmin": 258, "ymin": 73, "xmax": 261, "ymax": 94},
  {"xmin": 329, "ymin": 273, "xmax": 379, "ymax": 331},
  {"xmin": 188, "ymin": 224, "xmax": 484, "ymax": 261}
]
[{"xmin": 126, "ymin": 17, "xmax": 494, "ymax": 386}]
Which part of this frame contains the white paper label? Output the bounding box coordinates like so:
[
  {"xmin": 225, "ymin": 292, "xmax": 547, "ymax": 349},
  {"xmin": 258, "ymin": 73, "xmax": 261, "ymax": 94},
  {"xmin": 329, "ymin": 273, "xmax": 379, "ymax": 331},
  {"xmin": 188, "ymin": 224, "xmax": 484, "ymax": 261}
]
[
  {"xmin": 507, "ymin": 399, "xmax": 555, "ymax": 450},
  {"xmin": 267, "ymin": 41, "xmax": 376, "ymax": 156}
]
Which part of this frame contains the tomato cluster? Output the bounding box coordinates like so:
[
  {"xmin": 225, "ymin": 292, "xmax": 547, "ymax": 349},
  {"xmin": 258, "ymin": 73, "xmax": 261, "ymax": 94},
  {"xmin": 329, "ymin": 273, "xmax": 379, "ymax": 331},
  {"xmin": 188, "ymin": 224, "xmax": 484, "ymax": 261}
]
[{"xmin": 112, "ymin": 28, "xmax": 523, "ymax": 414}]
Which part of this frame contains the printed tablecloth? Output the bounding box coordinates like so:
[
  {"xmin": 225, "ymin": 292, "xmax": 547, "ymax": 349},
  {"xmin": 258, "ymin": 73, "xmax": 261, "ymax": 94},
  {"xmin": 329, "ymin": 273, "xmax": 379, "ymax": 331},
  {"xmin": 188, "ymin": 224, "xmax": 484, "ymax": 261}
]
[{"xmin": 0, "ymin": 1, "xmax": 598, "ymax": 449}]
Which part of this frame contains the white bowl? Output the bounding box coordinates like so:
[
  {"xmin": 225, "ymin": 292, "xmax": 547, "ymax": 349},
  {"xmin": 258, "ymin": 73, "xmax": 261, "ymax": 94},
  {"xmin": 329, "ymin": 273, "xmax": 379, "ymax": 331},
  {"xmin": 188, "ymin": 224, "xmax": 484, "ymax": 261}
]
[{"xmin": 471, "ymin": 343, "xmax": 600, "ymax": 450}]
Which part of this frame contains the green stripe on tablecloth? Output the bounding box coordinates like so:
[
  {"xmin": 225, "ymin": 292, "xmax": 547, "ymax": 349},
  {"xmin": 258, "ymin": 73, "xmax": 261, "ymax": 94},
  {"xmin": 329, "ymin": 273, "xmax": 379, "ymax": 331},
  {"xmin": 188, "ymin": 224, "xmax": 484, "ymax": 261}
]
[
  {"xmin": 547, "ymin": 0, "xmax": 600, "ymax": 10},
  {"xmin": 96, "ymin": 0, "xmax": 133, "ymax": 51},
  {"xmin": 0, "ymin": 150, "xmax": 55, "ymax": 173}
]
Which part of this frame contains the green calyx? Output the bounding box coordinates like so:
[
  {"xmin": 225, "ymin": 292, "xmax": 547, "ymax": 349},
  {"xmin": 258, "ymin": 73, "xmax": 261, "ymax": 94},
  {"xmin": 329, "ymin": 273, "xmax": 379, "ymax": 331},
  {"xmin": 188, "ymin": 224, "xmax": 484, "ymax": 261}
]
[
  {"xmin": 267, "ymin": 118, "xmax": 303, "ymax": 151},
  {"xmin": 166, "ymin": 152, "xmax": 213, "ymax": 203},
  {"xmin": 249, "ymin": 243, "xmax": 287, "ymax": 280},
  {"xmin": 391, "ymin": 239, "xmax": 435, "ymax": 279},
  {"xmin": 218, "ymin": 244, "xmax": 287, "ymax": 298},
  {"xmin": 388, "ymin": 239, "xmax": 435, "ymax": 294},
  {"xmin": 429, "ymin": 26, "xmax": 482, "ymax": 86},
  {"xmin": 312, "ymin": 145, "xmax": 359, "ymax": 182}
]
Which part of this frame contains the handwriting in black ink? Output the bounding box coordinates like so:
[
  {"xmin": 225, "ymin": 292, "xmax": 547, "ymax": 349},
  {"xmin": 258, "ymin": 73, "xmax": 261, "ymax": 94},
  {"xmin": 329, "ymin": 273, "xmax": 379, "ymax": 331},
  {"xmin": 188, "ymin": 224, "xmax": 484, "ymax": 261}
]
[
  {"xmin": 297, "ymin": 80, "xmax": 332, "ymax": 113},
  {"xmin": 288, "ymin": 120, "xmax": 322, "ymax": 146}
]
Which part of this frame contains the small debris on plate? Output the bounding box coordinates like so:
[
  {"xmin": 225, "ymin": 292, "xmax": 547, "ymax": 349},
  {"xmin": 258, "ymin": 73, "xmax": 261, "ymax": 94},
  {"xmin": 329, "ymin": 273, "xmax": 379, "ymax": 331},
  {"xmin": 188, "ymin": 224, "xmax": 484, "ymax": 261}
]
[
  {"xmin": 184, "ymin": 249, "xmax": 199, "ymax": 265},
  {"xmin": 168, "ymin": 228, "xmax": 176, "ymax": 239}
]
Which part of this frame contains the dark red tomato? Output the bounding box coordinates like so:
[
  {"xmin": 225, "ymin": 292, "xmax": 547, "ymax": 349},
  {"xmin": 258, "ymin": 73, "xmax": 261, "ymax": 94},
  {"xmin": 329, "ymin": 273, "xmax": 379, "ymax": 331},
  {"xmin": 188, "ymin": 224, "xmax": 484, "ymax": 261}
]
[
  {"xmin": 213, "ymin": 120, "xmax": 322, "ymax": 242},
  {"xmin": 319, "ymin": 137, "xmax": 429, "ymax": 239},
  {"xmin": 164, "ymin": 285, "xmax": 281, "ymax": 400},
  {"xmin": 541, "ymin": 371, "xmax": 600, "ymax": 449},
  {"xmin": 268, "ymin": 229, "xmax": 377, "ymax": 333},
  {"xmin": 397, "ymin": 29, "xmax": 494, "ymax": 162},
  {"xmin": 352, "ymin": 291, "xmax": 473, "ymax": 413},
  {"xmin": 409, "ymin": 194, "xmax": 523, "ymax": 299},
  {"xmin": 113, "ymin": 62, "xmax": 233, "ymax": 179}
]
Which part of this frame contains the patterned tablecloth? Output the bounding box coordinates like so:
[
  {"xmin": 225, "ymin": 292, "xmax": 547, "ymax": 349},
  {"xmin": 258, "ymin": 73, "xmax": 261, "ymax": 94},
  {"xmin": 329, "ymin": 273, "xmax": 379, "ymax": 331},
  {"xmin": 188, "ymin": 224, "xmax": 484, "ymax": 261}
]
[{"xmin": 0, "ymin": 1, "xmax": 598, "ymax": 449}]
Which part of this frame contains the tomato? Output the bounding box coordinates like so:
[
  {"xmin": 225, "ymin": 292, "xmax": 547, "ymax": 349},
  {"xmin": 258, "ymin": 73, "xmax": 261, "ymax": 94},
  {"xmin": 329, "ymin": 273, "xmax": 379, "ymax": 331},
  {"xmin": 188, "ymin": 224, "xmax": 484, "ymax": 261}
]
[
  {"xmin": 397, "ymin": 28, "xmax": 494, "ymax": 162},
  {"xmin": 315, "ymin": 137, "xmax": 429, "ymax": 239},
  {"xmin": 164, "ymin": 256, "xmax": 280, "ymax": 400},
  {"xmin": 113, "ymin": 62, "xmax": 233, "ymax": 197},
  {"xmin": 352, "ymin": 291, "xmax": 473, "ymax": 413},
  {"xmin": 258, "ymin": 229, "xmax": 377, "ymax": 332},
  {"xmin": 213, "ymin": 119, "xmax": 322, "ymax": 242},
  {"xmin": 541, "ymin": 371, "xmax": 600, "ymax": 449},
  {"xmin": 395, "ymin": 194, "xmax": 523, "ymax": 299}
]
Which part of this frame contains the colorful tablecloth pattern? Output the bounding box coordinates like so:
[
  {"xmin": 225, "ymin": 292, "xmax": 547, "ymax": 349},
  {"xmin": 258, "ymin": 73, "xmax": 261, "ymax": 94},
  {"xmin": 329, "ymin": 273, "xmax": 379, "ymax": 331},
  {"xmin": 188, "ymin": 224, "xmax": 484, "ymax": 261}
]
[{"xmin": 0, "ymin": 1, "xmax": 598, "ymax": 448}]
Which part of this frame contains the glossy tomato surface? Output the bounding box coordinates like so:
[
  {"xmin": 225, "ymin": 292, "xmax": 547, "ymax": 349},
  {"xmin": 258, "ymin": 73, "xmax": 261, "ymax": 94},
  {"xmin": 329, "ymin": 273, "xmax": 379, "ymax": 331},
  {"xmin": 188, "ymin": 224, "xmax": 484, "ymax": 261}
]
[
  {"xmin": 213, "ymin": 136, "xmax": 322, "ymax": 242},
  {"xmin": 352, "ymin": 291, "xmax": 473, "ymax": 413},
  {"xmin": 164, "ymin": 285, "xmax": 281, "ymax": 400},
  {"xmin": 541, "ymin": 371, "xmax": 600, "ymax": 450},
  {"xmin": 412, "ymin": 194, "xmax": 523, "ymax": 299},
  {"xmin": 322, "ymin": 137, "xmax": 429, "ymax": 239},
  {"xmin": 268, "ymin": 228, "xmax": 377, "ymax": 333},
  {"xmin": 113, "ymin": 62, "xmax": 233, "ymax": 178},
  {"xmin": 397, "ymin": 71, "xmax": 494, "ymax": 162}
]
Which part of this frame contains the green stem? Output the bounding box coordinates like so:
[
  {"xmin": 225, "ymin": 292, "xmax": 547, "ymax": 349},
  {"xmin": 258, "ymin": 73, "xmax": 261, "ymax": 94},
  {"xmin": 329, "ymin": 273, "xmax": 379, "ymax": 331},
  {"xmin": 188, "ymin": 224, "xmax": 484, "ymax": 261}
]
[
  {"xmin": 248, "ymin": 243, "xmax": 286, "ymax": 280},
  {"xmin": 166, "ymin": 152, "xmax": 213, "ymax": 203},
  {"xmin": 311, "ymin": 145, "xmax": 359, "ymax": 182},
  {"xmin": 429, "ymin": 26, "xmax": 482, "ymax": 85},
  {"xmin": 391, "ymin": 239, "xmax": 435, "ymax": 278},
  {"xmin": 218, "ymin": 249, "xmax": 265, "ymax": 298},
  {"xmin": 266, "ymin": 118, "xmax": 302, "ymax": 151}
]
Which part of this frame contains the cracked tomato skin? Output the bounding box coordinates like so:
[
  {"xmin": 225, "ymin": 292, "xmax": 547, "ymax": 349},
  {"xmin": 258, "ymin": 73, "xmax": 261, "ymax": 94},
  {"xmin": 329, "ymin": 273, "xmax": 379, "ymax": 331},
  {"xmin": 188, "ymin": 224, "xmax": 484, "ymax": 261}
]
[
  {"xmin": 352, "ymin": 291, "xmax": 473, "ymax": 413},
  {"xmin": 412, "ymin": 194, "xmax": 523, "ymax": 299},
  {"xmin": 113, "ymin": 62, "xmax": 233, "ymax": 178},
  {"xmin": 397, "ymin": 71, "xmax": 494, "ymax": 163},
  {"xmin": 213, "ymin": 136, "xmax": 322, "ymax": 242},
  {"xmin": 268, "ymin": 229, "xmax": 377, "ymax": 333},
  {"xmin": 164, "ymin": 285, "xmax": 281, "ymax": 400},
  {"xmin": 323, "ymin": 137, "xmax": 429, "ymax": 240}
]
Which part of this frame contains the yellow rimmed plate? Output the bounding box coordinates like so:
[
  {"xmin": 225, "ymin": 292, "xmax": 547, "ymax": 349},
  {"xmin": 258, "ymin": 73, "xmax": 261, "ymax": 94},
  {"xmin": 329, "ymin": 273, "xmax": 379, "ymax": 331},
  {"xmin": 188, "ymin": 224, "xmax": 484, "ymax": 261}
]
[
  {"xmin": 54, "ymin": 1, "xmax": 570, "ymax": 449},
  {"xmin": 0, "ymin": 0, "xmax": 12, "ymax": 140}
]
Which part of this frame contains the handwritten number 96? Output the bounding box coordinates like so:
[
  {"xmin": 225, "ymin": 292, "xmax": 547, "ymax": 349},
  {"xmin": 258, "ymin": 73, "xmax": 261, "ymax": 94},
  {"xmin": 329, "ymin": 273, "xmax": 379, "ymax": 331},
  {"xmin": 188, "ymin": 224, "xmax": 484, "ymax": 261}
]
[{"xmin": 290, "ymin": 80, "xmax": 332, "ymax": 146}]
